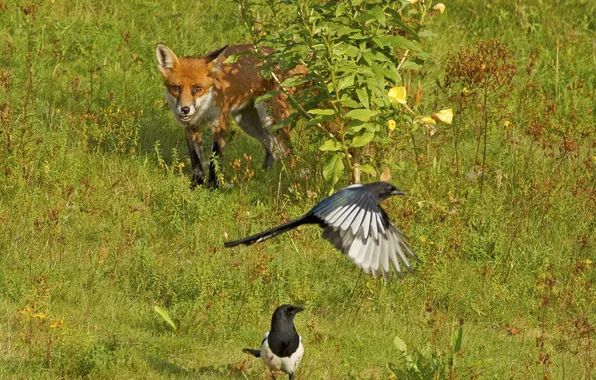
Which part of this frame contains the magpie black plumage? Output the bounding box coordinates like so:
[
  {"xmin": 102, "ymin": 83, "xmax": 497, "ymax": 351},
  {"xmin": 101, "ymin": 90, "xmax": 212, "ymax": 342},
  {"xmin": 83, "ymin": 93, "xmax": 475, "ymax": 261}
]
[
  {"xmin": 243, "ymin": 304, "xmax": 304, "ymax": 380},
  {"xmin": 225, "ymin": 181, "xmax": 420, "ymax": 279}
]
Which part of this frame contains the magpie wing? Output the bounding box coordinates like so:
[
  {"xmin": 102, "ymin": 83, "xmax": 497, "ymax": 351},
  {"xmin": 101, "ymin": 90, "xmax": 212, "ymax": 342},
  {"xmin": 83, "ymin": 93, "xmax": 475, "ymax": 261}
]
[{"xmin": 313, "ymin": 185, "xmax": 419, "ymax": 279}]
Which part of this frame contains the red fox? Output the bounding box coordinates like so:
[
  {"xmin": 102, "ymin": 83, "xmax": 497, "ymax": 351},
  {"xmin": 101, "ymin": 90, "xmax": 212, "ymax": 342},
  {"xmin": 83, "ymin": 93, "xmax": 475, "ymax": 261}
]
[{"xmin": 156, "ymin": 43, "xmax": 292, "ymax": 188}]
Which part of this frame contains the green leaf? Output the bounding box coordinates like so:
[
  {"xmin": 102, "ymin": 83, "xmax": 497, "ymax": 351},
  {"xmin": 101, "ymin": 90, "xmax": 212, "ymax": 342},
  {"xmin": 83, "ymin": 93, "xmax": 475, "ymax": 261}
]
[
  {"xmin": 350, "ymin": 132, "xmax": 374, "ymax": 147},
  {"xmin": 358, "ymin": 164, "xmax": 377, "ymax": 176},
  {"xmin": 400, "ymin": 60, "xmax": 422, "ymax": 71},
  {"xmin": 224, "ymin": 51, "xmax": 251, "ymax": 64},
  {"xmin": 319, "ymin": 139, "xmax": 342, "ymax": 152},
  {"xmin": 154, "ymin": 306, "xmax": 177, "ymax": 331},
  {"xmin": 373, "ymin": 35, "xmax": 421, "ymax": 51},
  {"xmin": 383, "ymin": 65, "xmax": 401, "ymax": 84},
  {"xmin": 394, "ymin": 335, "xmax": 408, "ymax": 353},
  {"xmin": 337, "ymin": 74, "xmax": 355, "ymax": 91},
  {"xmin": 339, "ymin": 97, "xmax": 361, "ymax": 108},
  {"xmin": 356, "ymin": 88, "xmax": 370, "ymax": 109},
  {"xmin": 345, "ymin": 108, "xmax": 378, "ymax": 122},
  {"xmin": 385, "ymin": 8, "xmax": 419, "ymax": 40},
  {"xmin": 308, "ymin": 108, "xmax": 336, "ymax": 116},
  {"xmin": 255, "ymin": 90, "xmax": 281, "ymax": 104},
  {"xmin": 451, "ymin": 324, "xmax": 463, "ymax": 354},
  {"xmin": 323, "ymin": 153, "xmax": 344, "ymax": 186},
  {"xmin": 335, "ymin": 2, "xmax": 346, "ymax": 17}
]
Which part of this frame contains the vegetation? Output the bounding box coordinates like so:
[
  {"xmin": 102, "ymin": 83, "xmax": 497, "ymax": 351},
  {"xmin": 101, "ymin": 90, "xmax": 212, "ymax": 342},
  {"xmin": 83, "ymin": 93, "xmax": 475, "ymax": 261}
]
[{"xmin": 0, "ymin": 0, "xmax": 594, "ymax": 378}]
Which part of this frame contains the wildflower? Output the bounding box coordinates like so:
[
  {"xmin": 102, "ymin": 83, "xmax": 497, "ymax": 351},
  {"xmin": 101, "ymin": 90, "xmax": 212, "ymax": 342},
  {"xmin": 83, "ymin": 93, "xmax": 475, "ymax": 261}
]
[
  {"xmin": 433, "ymin": 3, "xmax": 445, "ymax": 13},
  {"xmin": 388, "ymin": 86, "xmax": 407, "ymax": 105},
  {"xmin": 462, "ymin": 87, "xmax": 469, "ymax": 94},
  {"xmin": 50, "ymin": 318, "xmax": 65, "ymax": 329},
  {"xmin": 503, "ymin": 120, "xmax": 511, "ymax": 128},
  {"xmin": 433, "ymin": 108, "xmax": 453, "ymax": 124},
  {"xmin": 387, "ymin": 119, "xmax": 396, "ymax": 132},
  {"xmin": 177, "ymin": 162, "xmax": 185, "ymax": 169}
]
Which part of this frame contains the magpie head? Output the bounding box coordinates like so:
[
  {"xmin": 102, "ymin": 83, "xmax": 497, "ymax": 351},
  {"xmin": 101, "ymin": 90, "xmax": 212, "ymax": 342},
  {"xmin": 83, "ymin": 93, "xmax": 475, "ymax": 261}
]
[
  {"xmin": 376, "ymin": 181, "xmax": 406, "ymax": 200},
  {"xmin": 271, "ymin": 304, "xmax": 304, "ymax": 327}
]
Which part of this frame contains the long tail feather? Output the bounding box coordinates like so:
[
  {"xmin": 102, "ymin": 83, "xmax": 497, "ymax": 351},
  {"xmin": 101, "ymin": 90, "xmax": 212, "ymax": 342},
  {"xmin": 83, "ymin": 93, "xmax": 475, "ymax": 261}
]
[
  {"xmin": 224, "ymin": 214, "xmax": 315, "ymax": 247},
  {"xmin": 242, "ymin": 348, "xmax": 261, "ymax": 358}
]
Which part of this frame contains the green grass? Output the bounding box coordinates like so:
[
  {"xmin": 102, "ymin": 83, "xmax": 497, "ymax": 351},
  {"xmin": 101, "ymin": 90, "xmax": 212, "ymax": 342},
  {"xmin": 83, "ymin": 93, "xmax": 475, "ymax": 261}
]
[{"xmin": 0, "ymin": 0, "xmax": 594, "ymax": 378}]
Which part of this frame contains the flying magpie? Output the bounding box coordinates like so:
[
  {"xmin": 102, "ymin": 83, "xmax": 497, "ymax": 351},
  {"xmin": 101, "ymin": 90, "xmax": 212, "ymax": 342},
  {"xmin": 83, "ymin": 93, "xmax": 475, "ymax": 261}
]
[
  {"xmin": 243, "ymin": 304, "xmax": 304, "ymax": 380},
  {"xmin": 225, "ymin": 181, "xmax": 419, "ymax": 279}
]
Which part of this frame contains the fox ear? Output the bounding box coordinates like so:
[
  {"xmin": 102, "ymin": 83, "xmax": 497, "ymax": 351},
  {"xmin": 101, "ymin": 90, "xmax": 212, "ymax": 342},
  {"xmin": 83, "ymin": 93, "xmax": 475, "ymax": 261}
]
[
  {"xmin": 156, "ymin": 43, "xmax": 179, "ymax": 76},
  {"xmin": 203, "ymin": 45, "xmax": 229, "ymax": 62},
  {"xmin": 203, "ymin": 45, "xmax": 229, "ymax": 74}
]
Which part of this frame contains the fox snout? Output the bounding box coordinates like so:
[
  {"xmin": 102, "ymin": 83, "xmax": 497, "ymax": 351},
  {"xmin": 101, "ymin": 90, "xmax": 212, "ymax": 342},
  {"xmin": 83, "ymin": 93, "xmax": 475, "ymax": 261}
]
[{"xmin": 177, "ymin": 104, "xmax": 195, "ymax": 121}]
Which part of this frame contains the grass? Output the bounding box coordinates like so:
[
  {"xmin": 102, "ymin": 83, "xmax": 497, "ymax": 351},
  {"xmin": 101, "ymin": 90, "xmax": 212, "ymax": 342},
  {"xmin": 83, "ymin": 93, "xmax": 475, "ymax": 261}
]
[{"xmin": 0, "ymin": 0, "xmax": 594, "ymax": 378}]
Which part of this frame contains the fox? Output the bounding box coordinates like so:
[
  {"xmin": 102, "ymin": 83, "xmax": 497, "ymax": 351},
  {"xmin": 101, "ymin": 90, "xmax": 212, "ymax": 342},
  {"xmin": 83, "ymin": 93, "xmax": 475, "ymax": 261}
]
[{"xmin": 156, "ymin": 43, "xmax": 293, "ymax": 188}]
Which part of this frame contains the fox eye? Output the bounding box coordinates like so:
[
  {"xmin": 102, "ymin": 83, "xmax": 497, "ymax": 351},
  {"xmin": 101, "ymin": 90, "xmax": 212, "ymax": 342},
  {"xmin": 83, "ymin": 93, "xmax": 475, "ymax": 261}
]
[
  {"xmin": 170, "ymin": 85, "xmax": 181, "ymax": 93},
  {"xmin": 192, "ymin": 85, "xmax": 202, "ymax": 94}
]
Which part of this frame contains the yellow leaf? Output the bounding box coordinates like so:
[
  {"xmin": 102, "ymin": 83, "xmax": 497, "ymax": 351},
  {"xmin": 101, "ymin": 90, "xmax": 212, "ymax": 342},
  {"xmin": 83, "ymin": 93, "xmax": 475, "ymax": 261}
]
[
  {"xmin": 433, "ymin": 3, "xmax": 445, "ymax": 13},
  {"xmin": 388, "ymin": 86, "xmax": 407, "ymax": 105},
  {"xmin": 419, "ymin": 116, "xmax": 436, "ymax": 125},
  {"xmin": 434, "ymin": 108, "xmax": 453, "ymax": 124},
  {"xmin": 387, "ymin": 119, "xmax": 396, "ymax": 132}
]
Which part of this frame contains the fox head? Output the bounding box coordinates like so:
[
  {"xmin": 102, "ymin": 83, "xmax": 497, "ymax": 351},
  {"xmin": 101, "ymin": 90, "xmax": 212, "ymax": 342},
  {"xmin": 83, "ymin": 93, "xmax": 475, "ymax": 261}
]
[{"xmin": 156, "ymin": 43, "xmax": 228, "ymax": 124}]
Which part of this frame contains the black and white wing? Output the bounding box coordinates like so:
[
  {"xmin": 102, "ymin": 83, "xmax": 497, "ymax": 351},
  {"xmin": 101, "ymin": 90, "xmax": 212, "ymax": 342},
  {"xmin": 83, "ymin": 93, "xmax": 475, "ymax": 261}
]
[{"xmin": 312, "ymin": 185, "xmax": 419, "ymax": 280}]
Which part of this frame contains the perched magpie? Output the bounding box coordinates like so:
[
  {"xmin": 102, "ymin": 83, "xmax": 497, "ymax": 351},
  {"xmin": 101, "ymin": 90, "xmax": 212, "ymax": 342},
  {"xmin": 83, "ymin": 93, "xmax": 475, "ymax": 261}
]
[
  {"xmin": 243, "ymin": 304, "xmax": 304, "ymax": 380},
  {"xmin": 225, "ymin": 181, "xmax": 419, "ymax": 279}
]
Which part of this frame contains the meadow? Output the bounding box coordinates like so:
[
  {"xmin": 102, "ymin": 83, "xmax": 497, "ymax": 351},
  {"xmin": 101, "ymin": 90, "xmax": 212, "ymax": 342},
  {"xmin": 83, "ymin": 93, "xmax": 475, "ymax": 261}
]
[{"xmin": 0, "ymin": 0, "xmax": 594, "ymax": 378}]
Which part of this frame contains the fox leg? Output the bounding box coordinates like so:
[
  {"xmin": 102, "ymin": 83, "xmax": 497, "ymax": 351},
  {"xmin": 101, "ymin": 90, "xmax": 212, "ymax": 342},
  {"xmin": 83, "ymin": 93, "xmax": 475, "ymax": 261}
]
[
  {"xmin": 269, "ymin": 92, "xmax": 293, "ymax": 156},
  {"xmin": 208, "ymin": 115, "xmax": 226, "ymax": 188},
  {"xmin": 184, "ymin": 128, "xmax": 205, "ymax": 189},
  {"xmin": 232, "ymin": 101, "xmax": 278, "ymax": 170}
]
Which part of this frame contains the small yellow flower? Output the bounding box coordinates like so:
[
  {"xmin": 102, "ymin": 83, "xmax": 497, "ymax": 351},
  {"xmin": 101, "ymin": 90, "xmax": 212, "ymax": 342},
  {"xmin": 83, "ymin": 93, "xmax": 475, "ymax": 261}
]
[
  {"xmin": 433, "ymin": 3, "xmax": 445, "ymax": 13},
  {"xmin": 503, "ymin": 120, "xmax": 511, "ymax": 128},
  {"xmin": 50, "ymin": 318, "xmax": 65, "ymax": 329},
  {"xmin": 481, "ymin": 64, "xmax": 487, "ymax": 70},
  {"xmin": 419, "ymin": 116, "xmax": 436, "ymax": 125},
  {"xmin": 462, "ymin": 87, "xmax": 469, "ymax": 94},
  {"xmin": 388, "ymin": 86, "xmax": 407, "ymax": 105},
  {"xmin": 177, "ymin": 162, "xmax": 185, "ymax": 169},
  {"xmin": 387, "ymin": 119, "xmax": 396, "ymax": 132},
  {"xmin": 419, "ymin": 236, "xmax": 427, "ymax": 244},
  {"xmin": 433, "ymin": 108, "xmax": 453, "ymax": 124}
]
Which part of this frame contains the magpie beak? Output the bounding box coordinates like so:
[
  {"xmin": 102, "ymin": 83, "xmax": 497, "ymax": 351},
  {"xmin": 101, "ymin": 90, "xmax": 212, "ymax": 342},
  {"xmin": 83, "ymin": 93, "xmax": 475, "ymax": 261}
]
[{"xmin": 391, "ymin": 188, "xmax": 407, "ymax": 196}]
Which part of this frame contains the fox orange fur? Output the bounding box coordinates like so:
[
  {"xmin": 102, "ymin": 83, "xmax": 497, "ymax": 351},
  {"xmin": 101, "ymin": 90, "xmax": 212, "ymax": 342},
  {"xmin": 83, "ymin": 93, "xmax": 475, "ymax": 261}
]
[{"xmin": 156, "ymin": 43, "xmax": 292, "ymax": 188}]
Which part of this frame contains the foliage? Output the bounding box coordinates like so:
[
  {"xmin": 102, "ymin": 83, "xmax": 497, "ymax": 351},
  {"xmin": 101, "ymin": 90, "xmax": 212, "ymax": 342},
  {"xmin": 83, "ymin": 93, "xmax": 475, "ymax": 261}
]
[
  {"xmin": 389, "ymin": 323, "xmax": 473, "ymax": 379},
  {"xmin": 235, "ymin": 0, "xmax": 449, "ymax": 189}
]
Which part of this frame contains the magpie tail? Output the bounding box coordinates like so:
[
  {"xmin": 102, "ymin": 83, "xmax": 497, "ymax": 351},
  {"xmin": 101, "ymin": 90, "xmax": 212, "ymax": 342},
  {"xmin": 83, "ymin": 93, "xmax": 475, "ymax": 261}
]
[
  {"xmin": 224, "ymin": 214, "xmax": 316, "ymax": 247},
  {"xmin": 242, "ymin": 348, "xmax": 261, "ymax": 358}
]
